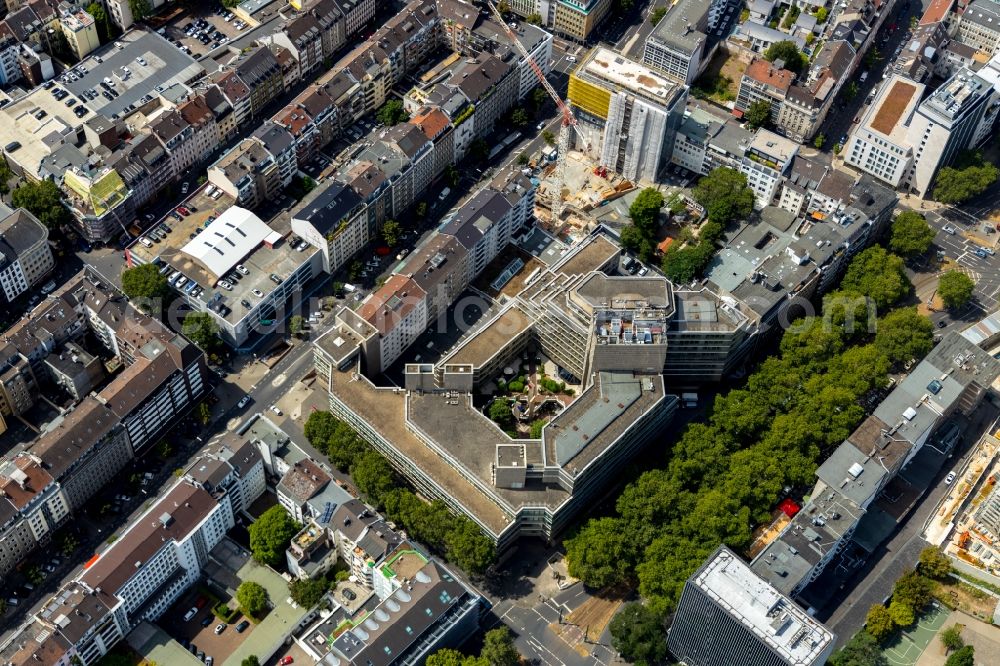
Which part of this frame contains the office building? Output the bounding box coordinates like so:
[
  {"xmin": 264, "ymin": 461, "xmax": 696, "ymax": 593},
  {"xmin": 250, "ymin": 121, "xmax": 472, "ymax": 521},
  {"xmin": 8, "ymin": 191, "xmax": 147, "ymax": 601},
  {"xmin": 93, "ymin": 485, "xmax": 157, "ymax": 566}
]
[
  {"xmin": 643, "ymin": 0, "xmax": 728, "ymax": 84},
  {"xmin": 956, "ymin": 0, "xmax": 1000, "ymax": 56},
  {"xmin": 567, "ymin": 47, "xmax": 687, "ymax": 183},
  {"xmin": 668, "ymin": 546, "xmax": 835, "ymax": 666},
  {"xmin": 844, "ymin": 75, "xmax": 925, "ymax": 189},
  {"xmin": 0, "ymin": 207, "xmax": 54, "ymax": 302},
  {"xmin": 738, "ymin": 129, "xmax": 797, "ymax": 208},
  {"xmin": 903, "ymin": 68, "xmax": 999, "ymax": 196}
]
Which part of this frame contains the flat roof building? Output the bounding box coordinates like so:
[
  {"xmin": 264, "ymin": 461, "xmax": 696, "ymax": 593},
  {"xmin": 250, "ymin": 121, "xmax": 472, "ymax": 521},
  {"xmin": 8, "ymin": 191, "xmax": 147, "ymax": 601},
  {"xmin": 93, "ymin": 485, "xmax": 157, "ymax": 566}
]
[{"xmin": 669, "ymin": 546, "xmax": 835, "ymax": 666}]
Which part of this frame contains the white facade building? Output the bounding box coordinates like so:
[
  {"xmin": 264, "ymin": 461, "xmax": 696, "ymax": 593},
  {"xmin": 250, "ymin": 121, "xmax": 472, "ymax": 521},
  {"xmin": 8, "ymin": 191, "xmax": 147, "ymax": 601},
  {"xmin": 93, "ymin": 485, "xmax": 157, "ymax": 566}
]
[{"xmin": 844, "ymin": 75, "xmax": 924, "ymax": 188}]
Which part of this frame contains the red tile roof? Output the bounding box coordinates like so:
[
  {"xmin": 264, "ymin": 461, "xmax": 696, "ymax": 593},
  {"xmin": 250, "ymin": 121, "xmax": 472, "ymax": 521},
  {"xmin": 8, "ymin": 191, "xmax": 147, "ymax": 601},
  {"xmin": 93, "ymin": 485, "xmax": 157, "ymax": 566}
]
[{"xmin": 744, "ymin": 58, "xmax": 795, "ymax": 92}]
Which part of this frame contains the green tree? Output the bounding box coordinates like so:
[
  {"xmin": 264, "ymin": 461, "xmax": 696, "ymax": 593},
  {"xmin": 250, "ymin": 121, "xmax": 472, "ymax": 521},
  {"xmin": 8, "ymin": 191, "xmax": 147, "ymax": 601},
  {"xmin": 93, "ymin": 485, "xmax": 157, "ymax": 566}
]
[
  {"xmin": 865, "ymin": 604, "xmax": 894, "ymax": 642},
  {"xmin": 841, "ymin": 246, "xmax": 909, "ymax": 311},
  {"xmin": 182, "ymin": 312, "xmax": 223, "ymax": 352},
  {"xmin": 608, "ymin": 603, "xmax": 667, "ymax": 666},
  {"xmin": 350, "ymin": 451, "xmax": 396, "ymax": 505},
  {"xmin": 531, "ymin": 87, "xmax": 548, "ymax": 113},
  {"xmin": 650, "ymin": 6, "xmax": 667, "ymax": 24},
  {"xmin": 565, "ymin": 517, "xmax": 635, "ymax": 588},
  {"xmin": 289, "ymin": 576, "xmax": 328, "ymax": 608},
  {"xmin": 427, "ymin": 649, "xmax": 468, "ymax": 666},
  {"xmin": 446, "ymin": 520, "xmax": 495, "ymax": 575},
  {"xmin": 127, "ymin": 0, "xmax": 152, "ymax": 20},
  {"xmin": 888, "ymin": 599, "xmax": 915, "ymax": 627},
  {"xmin": 12, "ymin": 180, "xmax": 71, "ymax": 230},
  {"xmin": 86, "ymin": 2, "xmax": 112, "ymax": 42},
  {"xmin": 629, "ymin": 188, "xmax": 664, "ymax": 236},
  {"xmin": 237, "ymin": 581, "xmax": 268, "ymax": 617},
  {"xmin": 305, "ymin": 411, "xmax": 340, "ymax": 448},
  {"xmin": 827, "ymin": 631, "xmax": 888, "ymax": 666},
  {"xmin": 488, "ymin": 399, "xmax": 513, "ymax": 429},
  {"xmin": 945, "ymin": 646, "xmax": 974, "ymax": 666},
  {"xmin": 874, "ymin": 308, "xmax": 933, "ymax": 366},
  {"xmin": 517, "ymin": 153, "xmax": 530, "ymax": 166},
  {"xmin": 814, "ymin": 6, "xmax": 828, "ymax": 21},
  {"xmin": 445, "ymin": 165, "xmax": 460, "ymax": 188},
  {"xmin": 890, "ymin": 211, "xmax": 936, "ymax": 257},
  {"xmin": 940, "ymin": 624, "xmax": 964, "ymax": 651},
  {"xmin": 415, "ymin": 201, "xmax": 428, "ymax": 219},
  {"xmin": 241, "ymin": 658, "xmax": 261, "ymax": 666},
  {"xmin": 525, "ymin": 12, "xmax": 542, "ymax": 24},
  {"xmin": 745, "ymin": 100, "xmax": 772, "ymax": 129},
  {"xmin": 542, "ymin": 130, "xmax": 555, "ymax": 145},
  {"xmin": 289, "ymin": 315, "xmax": 305, "ymax": 337},
  {"xmin": 763, "ymin": 40, "xmax": 806, "ymax": 73},
  {"xmin": 382, "ymin": 219, "xmax": 402, "ymax": 247},
  {"xmin": 510, "ymin": 108, "xmax": 529, "ymax": 128},
  {"xmin": 530, "ymin": 419, "xmax": 545, "ymax": 438},
  {"xmin": 893, "ymin": 570, "xmax": 933, "ymax": 609},
  {"xmin": 865, "ymin": 47, "xmax": 882, "ymax": 67},
  {"xmin": 121, "ymin": 263, "xmax": 171, "ymax": 310},
  {"xmin": 934, "ymin": 151, "xmax": 999, "ymax": 204},
  {"xmin": 691, "ymin": 167, "xmax": 754, "ymax": 224},
  {"xmin": 918, "ymin": 546, "xmax": 952, "ymax": 580},
  {"xmin": 619, "ymin": 225, "xmax": 644, "ymax": 251},
  {"xmin": 813, "ymin": 133, "xmax": 826, "ymax": 149},
  {"xmin": 480, "ymin": 628, "xmax": 520, "ymax": 666},
  {"xmin": 376, "ymin": 100, "xmax": 409, "ymax": 126},
  {"xmin": 845, "ymin": 81, "xmax": 860, "ymax": 100},
  {"xmin": 196, "ymin": 402, "xmax": 211, "ymax": 426},
  {"xmin": 938, "ymin": 271, "xmax": 975, "ymax": 309},
  {"xmin": 248, "ymin": 505, "xmax": 301, "ymax": 566}
]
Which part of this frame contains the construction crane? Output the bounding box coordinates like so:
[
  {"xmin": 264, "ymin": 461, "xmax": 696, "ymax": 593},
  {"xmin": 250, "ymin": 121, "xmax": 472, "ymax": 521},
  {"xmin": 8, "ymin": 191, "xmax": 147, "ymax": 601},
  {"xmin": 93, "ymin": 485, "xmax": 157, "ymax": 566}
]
[{"xmin": 486, "ymin": 0, "xmax": 575, "ymax": 220}]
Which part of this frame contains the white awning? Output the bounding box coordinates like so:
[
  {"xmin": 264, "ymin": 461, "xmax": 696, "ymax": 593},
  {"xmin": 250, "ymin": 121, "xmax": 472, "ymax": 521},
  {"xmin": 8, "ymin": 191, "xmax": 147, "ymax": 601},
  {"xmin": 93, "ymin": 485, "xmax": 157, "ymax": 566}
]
[{"xmin": 181, "ymin": 206, "xmax": 271, "ymax": 279}]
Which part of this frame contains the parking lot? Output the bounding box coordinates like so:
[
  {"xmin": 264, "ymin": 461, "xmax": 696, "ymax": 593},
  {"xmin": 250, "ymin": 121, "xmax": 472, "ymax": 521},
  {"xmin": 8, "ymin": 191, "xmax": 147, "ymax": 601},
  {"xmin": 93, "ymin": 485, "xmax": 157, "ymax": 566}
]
[
  {"xmin": 154, "ymin": 7, "xmax": 245, "ymax": 58},
  {"xmin": 166, "ymin": 589, "xmax": 256, "ymax": 665}
]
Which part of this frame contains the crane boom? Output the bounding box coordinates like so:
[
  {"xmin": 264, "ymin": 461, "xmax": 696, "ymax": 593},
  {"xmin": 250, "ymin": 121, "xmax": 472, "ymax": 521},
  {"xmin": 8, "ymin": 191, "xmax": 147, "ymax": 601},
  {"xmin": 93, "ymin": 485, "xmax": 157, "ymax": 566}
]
[{"xmin": 486, "ymin": 0, "xmax": 574, "ymax": 219}]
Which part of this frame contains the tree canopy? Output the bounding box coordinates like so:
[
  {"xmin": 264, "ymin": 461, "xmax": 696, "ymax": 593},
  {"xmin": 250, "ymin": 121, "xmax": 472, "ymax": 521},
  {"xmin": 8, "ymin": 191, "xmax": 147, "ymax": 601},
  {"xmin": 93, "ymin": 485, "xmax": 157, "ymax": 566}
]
[
  {"xmin": 940, "ymin": 624, "xmax": 964, "ymax": 651},
  {"xmin": 350, "ymin": 451, "xmax": 396, "ymax": 506},
  {"xmin": 182, "ymin": 312, "xmax": 224, "ymax": 353},
  {"xmin": 865, "ymin": 604, "xmax": 894, "ymax": 641},
  {"xmin": 828, "ymin": 631, "xmax": 888, "ymax": 666},
  {"xmin": 938, "ymin": 271, "xmax": 975, "ymax": 309},
  {"xmin": 564, "ymin": 518, "xmax": 636, "ymax": 588},
  {"xmin": 691, "ymin": 168, "xmax": 754, "ymax": 225},
  {"xmin": 11, "ymin": 180, "xmax": 71, "ymax": 231},
  {"xmin": 609, "ymin": 603, "xmax": 668, "ymax": 666},
  {"xmin": 241, "ymin": 658, "xmax": 261, "ymax": 666},
  {"xmin": 945, "ymin": 646, "xmax": 975, "ymax": 666},
  {"xmin": 382, "ymin": 220, "xmax": 402, "ymax": 247},
  {"xmin": 121, "ymin": 263, "xmax": 171, "ymax": 310},
  {"xmin": 629, "ymin": 188, "xmax": 664, "ymax": 236},
  {"xmin": 745, "ymin": 100, "xmax": 771, "ymax": 130},
  {"xmin": 237, "ymin": 581, "xmax": 268, "ymax": 617},
  {"xmin": 934, "ymin": 150, "xmax": 998, "ymax": 205},
  {"xmin": 480, "ymin": 628, "xmax": 520, "ymax": 666},
  {"xmin": 376, "ymin": 100, "xmax": 409, "ymax": 126},
  {"xmin": 248, "ymin": 505, "xmax": 301, "ymax": 566},
  {"xmin": 763, "ymin": 40, "xmax": 806, "ymax": 73},
  {"xmin": 890, "ymin": 211, "xmax": 936, "ymax": 257},
  {"xmin": 841, "ymin": 246, "xmax": 909, "ymax": 311},
  {"xmin": 289, "ymin": 576, "xmax": 328, "ymax": 608},
  {"xmin": 918, "ymin": 546, "xmax": 952, "ymax": 580},
  {"xmin": 127, "ymin": 0, "xmax": 152, "ymax": 20},
  {"xmin": 892, "ymin": 569, "xmax": 933, "ymax": 609},
  {"xmin": 650, "ymin": 6, "xmax": 667, "ymax": 23},
  {"xmin": 874, "ymin": 307, "xmax": 934, "ymax": 367}
]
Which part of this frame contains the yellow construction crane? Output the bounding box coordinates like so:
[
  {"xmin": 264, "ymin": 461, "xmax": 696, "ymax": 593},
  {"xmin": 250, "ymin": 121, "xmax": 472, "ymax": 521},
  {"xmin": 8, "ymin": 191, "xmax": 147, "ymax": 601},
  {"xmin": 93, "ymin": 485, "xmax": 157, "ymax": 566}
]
[{"xmin": 486, "ymin": 0, "xmax": 576, "ymax": 220}]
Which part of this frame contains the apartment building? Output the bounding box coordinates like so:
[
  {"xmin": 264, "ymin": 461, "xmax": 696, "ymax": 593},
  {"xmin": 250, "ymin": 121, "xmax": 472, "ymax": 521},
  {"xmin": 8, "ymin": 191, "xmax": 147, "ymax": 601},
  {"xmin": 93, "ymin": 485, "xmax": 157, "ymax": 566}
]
[
  {"xmin": 738, "ymin": 129, "xmax": 798, "ymax": 207},
  {"xmin": 212, "ymin": 70, "xmax": 253, "ymax": 127},
  {"xmin": 58, "ymin": 4, "xmax": 99, "ymax": 60},
  {"xmin": 208, "ymin": 138, "xmax": 278, "ymax": 208},
  {"xmin": 735, "ymin": 58, "xmax": 793, "ymax": 124},
  {"xmin": 568, "ymin": 47, "xmax": 687, "ymax": 183},
  {"xmin": 235, "ymin": 46, "xmax": 284, "ymax": 119},
  {"xmin": 669, "ymin": 547, "xmax": 835, "ymax": 666},
  {"xmin": 751, "ymin": 333, "xmax": 1000, "ymax": 606},
  {"xmin": 956, "ymin": 0, "xmax": 1000, "ymax": 56},
  {"xmin": 276, "ymin": 457, "xmax": 351, "ymax": 523},
  {"xmin": 643, "ymin": 0, "xmax": 728, "ymax": 84},
  {"xmin": 333, "ymin": 0, "xmax": 377, "ymax": 37},
  {"xmin": 292, "ymin": 181, "xmax": 368, "ymax": 274},
  {"xmin": 844, "ymin": 75, "xmax": 924, "ymax": 188},
  {"xmin": 0, "ymin": 30, "xmax": 22, "ymax": 85},
  {"xmin": 0, "ymin": 269, "xmax": 207, "ymax": 576},
  {"xmin": 0, "ymin": 207, "xmax": 54, "ymax": 302},
  {"xmin": 671, "ymin": 105, "xmax": 754, "ymax": 175}
]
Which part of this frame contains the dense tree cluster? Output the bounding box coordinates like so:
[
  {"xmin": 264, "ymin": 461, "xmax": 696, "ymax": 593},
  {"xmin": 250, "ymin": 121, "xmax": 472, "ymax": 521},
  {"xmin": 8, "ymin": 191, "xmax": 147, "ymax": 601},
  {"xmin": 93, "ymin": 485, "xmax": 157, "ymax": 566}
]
[
  {"xmin": 376, "ymin": 100, "xmax": 409, "ymax": 126},
  {"xmin": 248, "ymin": 506, "xmax": 301, "ymax": 567},
  {"xmin": 619, "ymin": 188, "xmax": 664, "ymax": 262},
  {"xmin": 938, "ymin": 271, "xmax": 975, "ymax": 309},
  {"xmin": 827, "ymin": 631, "xmax": 888, "ymax": 666},
  {"xmin": 236, "ymin": 581, "xmax": 268, "ymax": 618},
  {"xmin": 121, "ymin": 264, "xmax": 171, "ymax": 311},
  {"xmin": 289, "ymin": 576, "xmax": 329, "ymax": 608},
  {"xmin": 12, "ymin": 180, "xmax": 72, "ymax": 230},
  {"xmin": 304, "ymin": 411, "xmax": 496, "ymax": 575},
  {"xmin": 934, "ymin": 150, "xmax": 998, "ymax": 205},
  {"xmin": 745, "ymin": 100, "xmax": 772, "ymax": 130},
  {"xmin": 763, "ymin": 40, "xmax": 806, "ymax": 73},
  {"xmin": 426, "ymin": 628, "xmax": 520, "ymax": 666},
  {"xmin": 566, "ymin": 246, "xmax": 931, "ymax": 651},
  {"xmin": 889, "ymin": 211, "xmax": 936, "ymax": 257}
]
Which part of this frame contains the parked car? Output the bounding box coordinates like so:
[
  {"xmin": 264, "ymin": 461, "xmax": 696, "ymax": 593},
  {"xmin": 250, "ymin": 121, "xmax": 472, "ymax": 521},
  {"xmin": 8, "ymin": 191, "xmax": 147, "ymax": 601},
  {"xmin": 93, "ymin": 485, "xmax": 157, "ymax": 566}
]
[
  {"xmin": 270, "ymin": 405, "xmax": 282, "ymax": 416},
  {"xmin": 237, "ymin": 395, "xmax": 251, "ymax": 409},
  {"xmin": 943, "ymin": 224, "xmax": 956, "ymax": 235},
  {"xmin": 214, "ymin": 623, "xmax": 226, "ymax": 635},
  {"xmin": 235, "ymin": 620, "xmax": 250, "ymax": 633},
  {"xmin": 945, "ymin": 471, "xmax": 957, "ymax": 485},
  {"xmin": 183, "ymin": 607, "xmax": 198, "ymax": 622}
]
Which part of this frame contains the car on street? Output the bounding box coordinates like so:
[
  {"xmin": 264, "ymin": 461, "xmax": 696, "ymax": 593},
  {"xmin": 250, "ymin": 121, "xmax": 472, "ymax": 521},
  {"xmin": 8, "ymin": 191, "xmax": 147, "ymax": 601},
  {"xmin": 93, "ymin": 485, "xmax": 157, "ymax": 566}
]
[
  {"xmin": 280, "ymin": 657, "xmax": 294, "ymax": 665},
  {"xmin": 181, "ymin": 182, "xmax": 189, "ymax": 194},
  {"xmin": 943, "ymin": 224, "xmax": 956, "ymax": 235},
  {"xmin": 237, "ymin": 395, "xmax": 251, "ymax": 409},
  {"xmin": 945, "ymin": 471, "xmax": 957, "ymax": 485},
  {"xmin": 270, "ymin": 405, "xmax": 282, "ymax": 416}
]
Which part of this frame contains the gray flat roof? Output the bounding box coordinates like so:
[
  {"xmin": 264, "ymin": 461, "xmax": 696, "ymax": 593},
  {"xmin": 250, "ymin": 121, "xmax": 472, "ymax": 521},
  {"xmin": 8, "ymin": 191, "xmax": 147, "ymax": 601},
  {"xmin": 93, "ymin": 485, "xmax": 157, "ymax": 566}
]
[
  {"xmin": 65, "ymin": 29, "xmax": 205, "ymax": 118},
  {"xmin": 648, "ymin": 0, "xmax": 711, "ymax": 53}
]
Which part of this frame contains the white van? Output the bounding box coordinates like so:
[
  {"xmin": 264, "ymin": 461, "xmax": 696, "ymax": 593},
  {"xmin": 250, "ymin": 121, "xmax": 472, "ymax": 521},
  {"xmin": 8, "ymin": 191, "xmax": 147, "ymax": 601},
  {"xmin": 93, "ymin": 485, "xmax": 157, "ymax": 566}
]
[
  {"xmin": 438, "ymin": 187, "xmax": 451, "ymax": 201},
  {"xmin": 138, "ymin": 237, "xmax": 153, "ymax": 248},
  {"xmin": 183, "ymin": 607, "xmax": 197, "ymax": 622}
]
